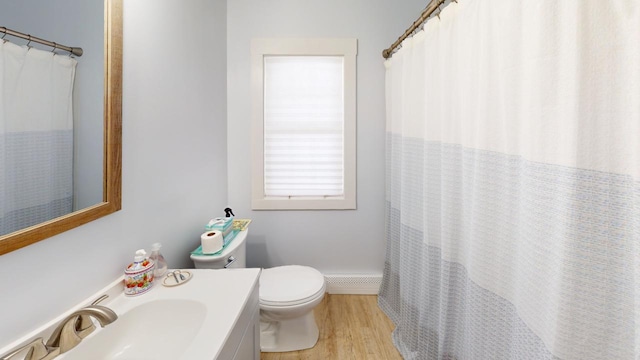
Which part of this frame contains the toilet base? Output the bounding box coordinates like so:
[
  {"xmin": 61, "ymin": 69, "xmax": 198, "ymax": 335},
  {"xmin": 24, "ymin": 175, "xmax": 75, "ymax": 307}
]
[{"xmin": 259, "ymin": 311, "xmax": 319, "ymax": 352}]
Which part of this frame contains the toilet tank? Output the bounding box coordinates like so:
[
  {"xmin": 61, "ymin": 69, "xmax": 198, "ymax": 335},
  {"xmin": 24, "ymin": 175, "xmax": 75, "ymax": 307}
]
[{"xmin": 191, "ymin": 230, "xmax": 248, "ymax": 269}]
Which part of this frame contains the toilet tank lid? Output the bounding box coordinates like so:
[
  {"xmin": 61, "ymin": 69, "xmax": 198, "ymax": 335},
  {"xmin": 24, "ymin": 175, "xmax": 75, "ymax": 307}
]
[{"xmin": 260, "ymin": 265, "xmax": 325, "ymax": 304}]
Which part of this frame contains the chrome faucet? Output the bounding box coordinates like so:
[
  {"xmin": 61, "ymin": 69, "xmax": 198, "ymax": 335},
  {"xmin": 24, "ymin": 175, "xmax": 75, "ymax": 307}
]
[
  {"xmin": 0, "ymin": 338, "xmax": 58, "ymax": 360},
  {"xmin": 45, "ymin": 305, "xmax": 118, "ymax": 354},
  {"xmin": 1, "ymin": 300, "xmax": 117, "ymax": 360}
]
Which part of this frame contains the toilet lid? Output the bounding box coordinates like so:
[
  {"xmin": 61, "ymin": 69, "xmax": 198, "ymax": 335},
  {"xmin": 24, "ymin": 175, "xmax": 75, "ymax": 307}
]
[{"xmin": 260, "ymin": 265, "xmax": 325, "ymax": 306}]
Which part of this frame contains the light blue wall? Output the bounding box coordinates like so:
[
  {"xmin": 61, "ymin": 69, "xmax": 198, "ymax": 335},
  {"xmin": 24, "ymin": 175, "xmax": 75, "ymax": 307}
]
[
  {"xmin": 226, "ymin": 0, "xmax": 425, "ymax": 274},
  {"xmin": 0, "ymin": 0, "xmax": 228, "ymax": 346},
  {"xmin": 0, "ymin": 0, "xmax": 425, "ymax": 348}
]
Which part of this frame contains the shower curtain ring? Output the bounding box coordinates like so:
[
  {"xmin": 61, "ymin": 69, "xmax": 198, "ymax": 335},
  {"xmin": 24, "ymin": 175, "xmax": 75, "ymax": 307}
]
[
  {"xmin": 435, "ymin": 3, "xmax": 444, "ymax": 19},
  {"xmin": 27, "ymin": 35, "xmax": 32, "ymax": 47},
  {"xmin": 51, "ymin": 42, "xmax": 57, "ymax": 53}
]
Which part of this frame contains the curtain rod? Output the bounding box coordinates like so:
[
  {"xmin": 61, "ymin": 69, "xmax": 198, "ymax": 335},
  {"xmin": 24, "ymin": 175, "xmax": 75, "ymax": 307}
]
[
  {"xmin": 382, "ymin": 0, "xmax": 449, "ymax": 59},
  {"xmin": 1, "ymin": 26, "xmax": 83, "ymax": 57}
]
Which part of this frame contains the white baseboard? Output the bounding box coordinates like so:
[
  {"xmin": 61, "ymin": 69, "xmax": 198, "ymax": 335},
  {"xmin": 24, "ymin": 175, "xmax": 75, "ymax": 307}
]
[{"xmin": 324, "ymin": 274, "xmax": 382, "ymax": 295}]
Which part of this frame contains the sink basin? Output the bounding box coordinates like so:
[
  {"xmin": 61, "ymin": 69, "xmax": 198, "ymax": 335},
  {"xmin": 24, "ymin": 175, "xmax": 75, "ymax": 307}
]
[
  {"xmin": 1, "ymin": 269, "xmax": 261, "ymax": 360},
  {"xmin": 61, "ymin": 299, "xmax": 206, "ymax": 360}
]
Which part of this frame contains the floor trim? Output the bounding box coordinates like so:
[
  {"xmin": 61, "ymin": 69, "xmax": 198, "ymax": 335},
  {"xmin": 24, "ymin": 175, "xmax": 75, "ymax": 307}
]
[{"xmin": 324, "ymin": 274, "xmax": 382, "ymax": 294}]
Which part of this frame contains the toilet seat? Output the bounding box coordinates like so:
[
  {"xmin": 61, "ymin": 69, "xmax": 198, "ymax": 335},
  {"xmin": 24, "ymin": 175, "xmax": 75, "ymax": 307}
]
[{"xmin": 260, "ymin": 265, "xmax": 325, "ymax": 307}]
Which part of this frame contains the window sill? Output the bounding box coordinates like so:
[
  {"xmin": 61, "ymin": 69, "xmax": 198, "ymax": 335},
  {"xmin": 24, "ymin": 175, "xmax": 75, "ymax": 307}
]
[{"xmin": 251, "ymin": 197, "xmax": 356, "ymax": 210}]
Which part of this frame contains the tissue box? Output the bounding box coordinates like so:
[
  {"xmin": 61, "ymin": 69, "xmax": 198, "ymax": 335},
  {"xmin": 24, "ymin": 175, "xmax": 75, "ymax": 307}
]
[{"xmin": 205, "ymin": 217, "xmax": 233, "ymax": 238}]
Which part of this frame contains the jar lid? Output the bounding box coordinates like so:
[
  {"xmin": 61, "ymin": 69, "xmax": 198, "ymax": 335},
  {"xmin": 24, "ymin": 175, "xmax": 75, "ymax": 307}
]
[{"xmin": 125, "ymin": 256, "xmax": 154, "ymax": 275}]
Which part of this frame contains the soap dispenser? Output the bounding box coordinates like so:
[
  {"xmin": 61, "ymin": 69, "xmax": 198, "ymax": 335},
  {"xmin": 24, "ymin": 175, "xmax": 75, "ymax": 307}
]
[
  {"xmin": 124, "ymin": 249, "xmax": 155, "ymax": 296},
  {"xmin": 149, "ymin": 243, "xmax": 168, "ymax": 278}
]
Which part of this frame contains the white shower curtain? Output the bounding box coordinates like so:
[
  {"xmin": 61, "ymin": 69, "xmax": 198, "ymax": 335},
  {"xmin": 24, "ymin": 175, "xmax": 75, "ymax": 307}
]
[
  {"xmin": 0, "ymin": 41, "xmax": 76, "ymax": 235},
  {"xmin": 379, "ymin": 1, "xmax": 640, "ymax": 359}
]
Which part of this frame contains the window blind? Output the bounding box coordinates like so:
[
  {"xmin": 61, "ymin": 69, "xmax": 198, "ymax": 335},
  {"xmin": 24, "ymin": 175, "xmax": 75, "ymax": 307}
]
[{"xmin": 263, "ymin": 56, "xmax": 345, "ymax": 197}]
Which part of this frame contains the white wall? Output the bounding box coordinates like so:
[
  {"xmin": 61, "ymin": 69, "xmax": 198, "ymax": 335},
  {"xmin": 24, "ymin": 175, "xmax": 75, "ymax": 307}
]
[
  {"xmin": 227, "ymin": 0, "xmax": 425, "ymax": 273},
  {"xmin": 0, "ymin": 0, "xmax": 227, "ymax": 346}
]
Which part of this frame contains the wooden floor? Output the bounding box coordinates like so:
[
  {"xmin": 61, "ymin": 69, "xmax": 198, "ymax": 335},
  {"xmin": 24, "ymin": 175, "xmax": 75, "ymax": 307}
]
[{"xmin": 260, "ymin": 295, "xmax": 402, "ymax": 360}]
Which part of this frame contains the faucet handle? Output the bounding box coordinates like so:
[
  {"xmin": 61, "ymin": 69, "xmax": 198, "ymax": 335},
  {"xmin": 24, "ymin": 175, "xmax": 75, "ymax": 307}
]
[
  {"xmin": 0, "ymin": 337, "xmax": 60, "ymax": 360},
  {"xmin": 76, "ymin": 294, "xmax": 109, "ymax": 338},
  {"xmin": 46, "ymin": 305, "xmax": 118, "ymax": 354},
  {"xmin": 90, "ymin": 294, "xmax": 109, "ymax": 306}
]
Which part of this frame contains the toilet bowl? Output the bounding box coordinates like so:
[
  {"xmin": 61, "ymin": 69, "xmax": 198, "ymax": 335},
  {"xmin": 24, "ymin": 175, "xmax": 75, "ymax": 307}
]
[
  {"xmin": 191, "ymin": 230, "xmax": 325, "ymax": 352},
  {"xmin": 259, "ymin": 265, "xmax": 326, "ymax": 352}
]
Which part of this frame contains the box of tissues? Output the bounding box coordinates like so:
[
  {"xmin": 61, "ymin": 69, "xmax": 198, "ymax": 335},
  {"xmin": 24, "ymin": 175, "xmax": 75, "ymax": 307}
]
[{"xmin": 205, "ymin": 217, "xmax": 233, "ymax": 238}]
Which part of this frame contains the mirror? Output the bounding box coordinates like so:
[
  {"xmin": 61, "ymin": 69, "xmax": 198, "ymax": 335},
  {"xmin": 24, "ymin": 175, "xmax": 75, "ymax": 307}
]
[{"xmin": 0, "ymin": 0, "xmax": 122, "ymax": 255}]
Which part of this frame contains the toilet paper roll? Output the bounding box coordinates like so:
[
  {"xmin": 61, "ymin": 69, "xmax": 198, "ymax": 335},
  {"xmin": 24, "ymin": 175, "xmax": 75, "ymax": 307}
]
[{"xmin": 201, "ymin": 231, "xmax": 223, "ymax": 254}]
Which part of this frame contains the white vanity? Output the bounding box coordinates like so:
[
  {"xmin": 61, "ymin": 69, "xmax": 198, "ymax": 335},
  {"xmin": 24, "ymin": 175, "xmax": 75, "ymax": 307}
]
[{"xmin": 0, "ymin": 269, "xmax": 261, "ymax": 360}]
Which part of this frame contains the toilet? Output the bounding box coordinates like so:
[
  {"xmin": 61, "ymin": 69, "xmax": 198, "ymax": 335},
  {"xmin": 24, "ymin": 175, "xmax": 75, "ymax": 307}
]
[{"xmin": 190, "ymin": 230, "xmax": 326, "ymax": 352}]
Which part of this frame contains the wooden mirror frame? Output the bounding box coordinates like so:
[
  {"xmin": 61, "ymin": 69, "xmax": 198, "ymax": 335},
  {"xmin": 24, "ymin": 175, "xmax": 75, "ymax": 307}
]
[{"xmin": 0, "ymin": 0, "xmax": 122, "ymax": 256}]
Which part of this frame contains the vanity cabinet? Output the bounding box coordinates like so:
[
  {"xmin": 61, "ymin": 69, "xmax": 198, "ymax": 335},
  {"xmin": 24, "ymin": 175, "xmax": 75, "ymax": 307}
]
[{"xmin": 217, "ymin": 271, "xmax": 260, "ymax": 360}]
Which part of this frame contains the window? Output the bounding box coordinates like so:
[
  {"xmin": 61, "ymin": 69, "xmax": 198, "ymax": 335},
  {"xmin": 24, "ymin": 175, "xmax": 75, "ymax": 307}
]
[{"xmin": 251, "ymin": 38, "xmax": 357, "ymax": 210}]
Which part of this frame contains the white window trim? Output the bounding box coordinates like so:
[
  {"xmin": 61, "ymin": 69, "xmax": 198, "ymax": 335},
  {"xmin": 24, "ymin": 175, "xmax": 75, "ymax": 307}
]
[{"xmin": 251, "ymin": 38, "xmax": 357, "ymax": 210}]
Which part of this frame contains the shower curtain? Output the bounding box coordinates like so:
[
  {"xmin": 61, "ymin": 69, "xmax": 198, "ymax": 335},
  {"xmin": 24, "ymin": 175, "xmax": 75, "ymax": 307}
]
[
  {"xmin": 0, "ymin": 41, "xmax": 76, "ymax": 235},
  {"xmin": 379, "ymin": 1, "xmax": 639, "ymax": 359}
]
